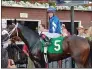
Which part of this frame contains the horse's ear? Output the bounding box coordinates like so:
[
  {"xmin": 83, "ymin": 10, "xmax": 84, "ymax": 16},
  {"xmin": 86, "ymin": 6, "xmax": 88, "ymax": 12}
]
[
  {"xmin": 12, "ymin": 19, "xmax": 17, "ymax": 25},
  {"xmin": 14, "ymin": 19, "xmax": 17, "ymax": 24}
]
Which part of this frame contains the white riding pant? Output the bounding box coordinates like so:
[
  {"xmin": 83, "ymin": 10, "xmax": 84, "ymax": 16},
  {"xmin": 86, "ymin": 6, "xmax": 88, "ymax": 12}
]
[{"xmin": 42, "ymin": 32, "xmax": 61, "ymax": 38}]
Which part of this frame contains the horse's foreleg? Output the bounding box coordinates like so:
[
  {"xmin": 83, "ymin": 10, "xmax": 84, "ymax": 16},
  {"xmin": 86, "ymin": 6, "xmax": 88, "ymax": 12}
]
[
  {"xmin": 33, "ymin": 60, "xmax": 41, "ymax": 68},
  {"xmin": 33, "ymin": 60, "xmax": 46, "ymax": 68}
]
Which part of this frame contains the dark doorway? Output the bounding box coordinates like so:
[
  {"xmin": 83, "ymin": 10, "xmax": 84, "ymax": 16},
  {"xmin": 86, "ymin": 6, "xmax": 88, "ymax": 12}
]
[
  {"xmin": 7, "ymin": 20, "xmax": 38, "ymax": 31},
  {"xmin": 24, "ymin": 21, "xmax": 38, "ymax": 31},
  {"xmin": 61, "ymin": 22, "xmax": 79, "ymax": 35},
  {"xmin": 7, "ymin": 20, "xmax": 12, "ymax": 25}
]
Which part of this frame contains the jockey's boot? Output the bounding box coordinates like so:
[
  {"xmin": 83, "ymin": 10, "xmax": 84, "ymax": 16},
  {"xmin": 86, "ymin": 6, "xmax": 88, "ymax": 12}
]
[{"xmin": 40, "ymin": 34, "xmax": 50, "ymax": 46}]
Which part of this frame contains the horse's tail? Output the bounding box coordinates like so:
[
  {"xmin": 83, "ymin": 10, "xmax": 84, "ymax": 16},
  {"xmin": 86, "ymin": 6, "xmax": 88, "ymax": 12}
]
[{"xmin": 85, "ymin": 40, "xmax": 92, "ymax": 67}]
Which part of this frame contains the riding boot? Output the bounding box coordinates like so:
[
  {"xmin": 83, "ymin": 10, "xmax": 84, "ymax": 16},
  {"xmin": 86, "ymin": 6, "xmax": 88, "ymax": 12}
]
[{"xmin": 40, "ymin": 34, "xmax": 50, "ymax": 46}]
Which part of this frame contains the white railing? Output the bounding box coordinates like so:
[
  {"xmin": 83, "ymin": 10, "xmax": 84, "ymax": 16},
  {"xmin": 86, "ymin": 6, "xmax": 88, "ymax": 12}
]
[{"xmin": 2, "ymin": 1, "xmax": 92, "ymax": 11}]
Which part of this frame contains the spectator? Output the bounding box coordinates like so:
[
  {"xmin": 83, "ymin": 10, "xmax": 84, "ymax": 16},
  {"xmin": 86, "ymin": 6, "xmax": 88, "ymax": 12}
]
[
  {"xmin": 23, "ymin": 44, "xmax": 29, "ymax": 57},
  {"xmin": 87, "ymin": 26, "xmax": 92, "ymax": 37},
  {"xmin": 39, "ymin": 24, "xmax": 48, "ymax": 34},
  {"xmin": 1, "ymin": 46, "xmax": 16, "ymax": 68},
  {"xmin": 7, "ymin": 59, "xmax": 16, "ymax": 68},
  {"xmin": 86, "ymin": 26, "xmax": 92, "ymax": 41},
  {"xmin": 62, "ymin": 24, "xmax": 70, "ymax": 37},
  {"xmin": 23, "ymin": 44, "xmax": 35, "ymax": 68},
  {"xmin": 77, "ymin": 26, "xmax": 86, "ymax": 38},
  {"xmin": 84, "ymin": 28, "xmax": 88, "ymax": 37}
]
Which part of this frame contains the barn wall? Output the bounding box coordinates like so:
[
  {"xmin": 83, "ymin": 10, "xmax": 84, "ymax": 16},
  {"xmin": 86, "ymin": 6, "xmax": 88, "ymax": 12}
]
[
  {"xmin": 2, "ymin": 6, "xmax": 48, "ymax": 28},
  {"xmin": 2, "ymin": 6, "xmax": 92, "ymax": 28},
  {"xmin": 56, "ymin": 10, "xmax": 92, "ymax": 28}
]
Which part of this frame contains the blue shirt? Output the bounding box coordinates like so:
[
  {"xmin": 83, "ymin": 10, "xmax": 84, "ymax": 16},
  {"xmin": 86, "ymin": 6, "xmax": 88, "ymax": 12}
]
[{"xmin": 49, "ymin": 16, "xmax": 62, "ymax": 34}]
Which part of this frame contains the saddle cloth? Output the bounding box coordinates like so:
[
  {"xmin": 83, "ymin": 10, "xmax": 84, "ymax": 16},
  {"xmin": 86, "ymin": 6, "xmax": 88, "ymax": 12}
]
[{"xmin": 41, "ymin": 36, "xmax": 64, "ymax": 54}]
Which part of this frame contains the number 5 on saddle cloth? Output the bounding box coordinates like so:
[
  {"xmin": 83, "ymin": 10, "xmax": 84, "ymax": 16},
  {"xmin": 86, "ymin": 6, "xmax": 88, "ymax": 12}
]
[{"xmin": 40, "ymin": 34, "xmax": 64, "ymax": 54}]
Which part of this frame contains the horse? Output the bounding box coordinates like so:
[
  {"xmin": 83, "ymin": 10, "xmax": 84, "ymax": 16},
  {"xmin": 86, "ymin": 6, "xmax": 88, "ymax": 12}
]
[{"xmin": 9, "ymin": 20, "xmax": 92, "ymax": 68}]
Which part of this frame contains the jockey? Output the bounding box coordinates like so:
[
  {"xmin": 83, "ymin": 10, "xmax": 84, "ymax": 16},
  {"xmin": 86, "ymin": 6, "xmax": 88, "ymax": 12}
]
[
  {"xmin": 40, "ymin": 7, "xmax": 62, "ymax": 45},
  {"xmin": 47, "ymin": 7, "xmax": 62, "ymax": 35}
]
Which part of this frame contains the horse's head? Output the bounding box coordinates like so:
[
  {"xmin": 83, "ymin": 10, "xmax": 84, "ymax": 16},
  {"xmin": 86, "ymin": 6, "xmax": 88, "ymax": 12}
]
[{"xmin": 6, "ymin": 19, "xmax": 22, "ymax": 42}]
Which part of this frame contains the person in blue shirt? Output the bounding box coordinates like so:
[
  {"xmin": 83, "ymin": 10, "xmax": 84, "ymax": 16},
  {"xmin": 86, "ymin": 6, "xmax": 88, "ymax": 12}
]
[
  {"xmin": 47, "ymin": 7, "xmax": 62, "ymax": 34},
  {"xmin": 40, "ymin": 7, "xmax": 62, "ymax": 43}
]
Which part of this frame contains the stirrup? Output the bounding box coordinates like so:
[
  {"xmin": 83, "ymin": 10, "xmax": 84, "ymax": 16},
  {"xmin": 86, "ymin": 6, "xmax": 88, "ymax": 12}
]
[{"xmin": 44, "ymin": 42, "xmax": 50, "ymax": 46}]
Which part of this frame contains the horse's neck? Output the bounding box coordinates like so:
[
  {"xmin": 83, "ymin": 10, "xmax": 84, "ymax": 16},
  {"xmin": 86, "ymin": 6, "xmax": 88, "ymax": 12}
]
[{"xmin": 18, "ymin": 23, "xmax": 40, "ymax": 48}]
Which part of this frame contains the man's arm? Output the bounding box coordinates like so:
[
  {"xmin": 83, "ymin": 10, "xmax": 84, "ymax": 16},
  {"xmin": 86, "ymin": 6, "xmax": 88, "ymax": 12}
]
[
  {"xmin": 8, "ymin": 59, "xmax": 16, "ymax": 68},
  {"xmin": 23, "ymin": 49, "xmax": 29, "ymax": 57}
]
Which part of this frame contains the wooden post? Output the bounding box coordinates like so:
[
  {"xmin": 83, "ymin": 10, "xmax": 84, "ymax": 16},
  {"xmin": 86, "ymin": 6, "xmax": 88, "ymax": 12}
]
[
  {"xmin": 71, "ymin": 6, "xmax": 75, "ymax": 68},
  {"xmin": 71, "ymin": 6, "xmax": 74, "ymax": 35}
]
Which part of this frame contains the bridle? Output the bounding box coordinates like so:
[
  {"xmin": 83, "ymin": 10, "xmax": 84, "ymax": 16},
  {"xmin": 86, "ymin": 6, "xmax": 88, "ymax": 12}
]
[
  {"xmin": 2, "ymin": 22, "xmax": 20, "ymax": 49},
  {"xmin": 2, "ymin": 22, "xmax": 25, "ymax": 53},
  {"xmin": 2, "ymin": 23, "xmax": 19, "ymax": 43}
]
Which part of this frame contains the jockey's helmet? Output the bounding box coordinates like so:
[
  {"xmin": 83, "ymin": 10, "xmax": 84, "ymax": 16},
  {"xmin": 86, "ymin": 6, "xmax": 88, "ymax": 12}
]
[{"xmin": 47, "ymin": 7, "xmax": 56, "ymax": 13}]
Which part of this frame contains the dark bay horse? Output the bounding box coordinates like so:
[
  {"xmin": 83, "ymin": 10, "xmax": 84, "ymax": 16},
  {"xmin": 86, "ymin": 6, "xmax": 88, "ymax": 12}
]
[{"xmin": 10, "ymin": 22, "xmax": 92, "ymax": 68}]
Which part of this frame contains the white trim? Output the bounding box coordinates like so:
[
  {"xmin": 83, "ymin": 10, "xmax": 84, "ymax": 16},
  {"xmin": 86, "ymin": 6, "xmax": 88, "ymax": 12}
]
[
  {"xmin": 2, "ymin": 18, "xmax": 41, "ymax": 31},
  {"xmin": 60, "ymin": 20, "xmax": 81, "ymax": 27},
  {"xmin": 4, "ymin": 18, "xmax": 41, "ymax": 22},
  {"xmin": 16, "ymin": 19, "xmax": 41, "ymax": 22}
]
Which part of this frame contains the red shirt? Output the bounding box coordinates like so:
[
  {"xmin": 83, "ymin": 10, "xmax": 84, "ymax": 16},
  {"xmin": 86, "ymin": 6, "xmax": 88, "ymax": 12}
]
[{"xmin": 23, "ymin": 44, "xmax": 28, "ymax": 53}]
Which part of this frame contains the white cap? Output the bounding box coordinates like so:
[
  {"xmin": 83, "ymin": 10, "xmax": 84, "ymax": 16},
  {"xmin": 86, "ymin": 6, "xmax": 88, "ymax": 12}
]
[
  {"xmin": 77, "ymin": 26, "xmax": 84, "ymax": 29},
  {"xmin": 62, "ymin": 24, "xmax": 65, "ymax": 27}
]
